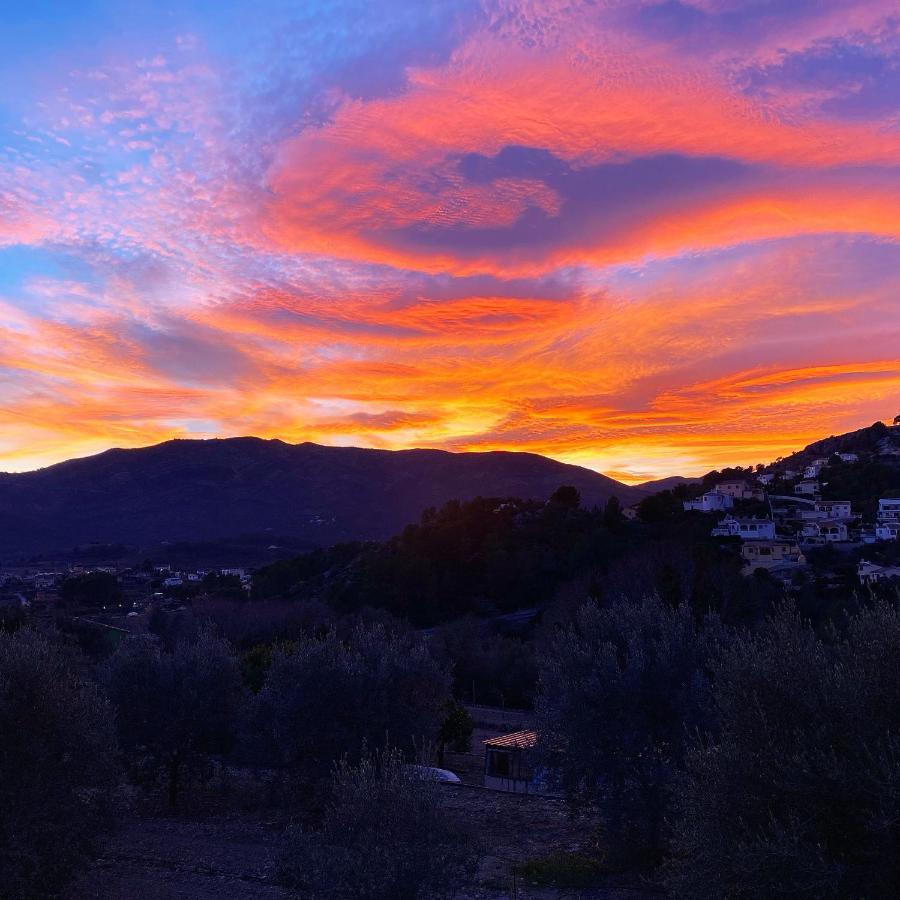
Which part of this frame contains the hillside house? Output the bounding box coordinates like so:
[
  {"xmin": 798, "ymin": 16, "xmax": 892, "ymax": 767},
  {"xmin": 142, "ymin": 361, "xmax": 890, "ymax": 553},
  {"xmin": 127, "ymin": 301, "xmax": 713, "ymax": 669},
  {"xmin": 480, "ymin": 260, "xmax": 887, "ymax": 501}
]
[
  {"xmin": 838, "ymin": 452, "xmax": 859, "ymax": 463},
  {"xmin": 683, "ymin": 490, "xmax": 734, "ymax": 512},
  {"xmin": 801, "ymin": 520, "xmax": 849, "ymax": 543},
  {"xmin": 757, "ymin": 473, "xmax": 775, "ymax": 485},
  {"xmin": 484, "ymin": 730, "xmax": 541, "ymax": 794},
  {"xmin": 712, "ymin": 516, "xmax": 776, "ymax": 540},
  {"xmin": 878, "ymin": 498, "xmax": 900, "ymax": 521},
  {"xmin": 741, "ymin": 540, "xmax": 806, "ymax": 572},
  {"xmin": 794, "ymin": 480, "xmax": 819, "ymax": 496},
  {"xmin": 715, "ymin": 479, "xmax": 766, "ymax": 501},
  {"xmin": 800, "ymin": 500, "xmax": 853, "ymax": 521},
  {"xmin": 816, "ymin": 499, "xmax": 853, "ymax": 519},
  {"xmin": 876, "ymin": 521, "xmax": 900, "ymax": 541}
]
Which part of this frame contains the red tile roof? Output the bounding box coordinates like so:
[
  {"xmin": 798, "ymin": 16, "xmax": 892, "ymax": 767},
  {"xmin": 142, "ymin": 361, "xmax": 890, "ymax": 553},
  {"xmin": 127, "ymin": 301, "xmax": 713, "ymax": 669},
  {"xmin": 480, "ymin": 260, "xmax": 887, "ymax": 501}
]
[{"xmin": 483, "ymin": 729, "xmax": 538, "ymax": 749}]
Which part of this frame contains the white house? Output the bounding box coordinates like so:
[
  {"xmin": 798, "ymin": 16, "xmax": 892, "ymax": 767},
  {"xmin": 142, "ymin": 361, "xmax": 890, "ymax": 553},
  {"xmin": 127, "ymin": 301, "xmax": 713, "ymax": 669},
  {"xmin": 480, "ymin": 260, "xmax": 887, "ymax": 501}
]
[
  {"xmin": 803, "ymin": 464, "xmax": 823, "ymax": 479},
  {"xmin": 858, "ymin": 560, "xmax": 900, "ymax": 584},
  {"xmin": 838, "ymin": 452, "xmax": 859, "ymax": 463},
  {"xmin": 757, "ymin": 473, "xmax": 775, "ymax": 485},
  {"xmin": 876, "ymin": 521, "xmax": 900, "ymax": 541},
  {"xmin": 799, "ymin": 499, "xmax": 852, "ymax": 521},
  {"xmin": 794, "ymin": 480, "xmax": 819, "ymax": 496},
  {"xmin": 877, "ymin": 498, "xmax": 900, "ymax": 521},
  {"xmin": 712, "ymin": 515, "xmax": 777, "ymax": 540},
  {"xmin": 683, "ymin": 491, "xmax": 734, "ymax": 512},
  {"xmin": 801, "ymin": 520, "xmax": 849, "ymax": 543}
]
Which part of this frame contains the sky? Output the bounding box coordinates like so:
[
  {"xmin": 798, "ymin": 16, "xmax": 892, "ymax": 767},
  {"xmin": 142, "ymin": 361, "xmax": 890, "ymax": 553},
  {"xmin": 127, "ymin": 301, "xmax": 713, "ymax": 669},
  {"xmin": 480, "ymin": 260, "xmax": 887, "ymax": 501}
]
[{"xmin": 0, "ymin": 1, "xmax": 898, "ymax": 483}]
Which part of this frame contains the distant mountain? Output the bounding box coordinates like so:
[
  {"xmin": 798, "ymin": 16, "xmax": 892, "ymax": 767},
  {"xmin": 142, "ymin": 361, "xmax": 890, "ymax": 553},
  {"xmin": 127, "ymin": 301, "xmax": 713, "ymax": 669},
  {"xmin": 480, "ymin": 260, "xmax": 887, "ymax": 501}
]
[
  {"xmin": 0, "ymin": 438, "xmax": 642, "ymax": 558},
  {"xmin": 633, "ymin": 474, "xmax": 701, "ymax": 496}
]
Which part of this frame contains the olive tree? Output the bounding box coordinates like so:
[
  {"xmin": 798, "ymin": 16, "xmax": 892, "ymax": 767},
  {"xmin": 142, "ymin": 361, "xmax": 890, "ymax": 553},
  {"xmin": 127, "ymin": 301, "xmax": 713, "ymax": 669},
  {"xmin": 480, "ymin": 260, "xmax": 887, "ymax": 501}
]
[
  {"xmin": 667, "ymin": 601, "xmax": 900, "ymax": 898},
  {"xmin": 0, "ymin": 629, "xmax": 117, "ymax": 898},
  {"xmin": 278, "ymin": 746, "xmax": 477, "ymax": 898},
  {"xmin": 536, "ymin": 594, "xmax": 714, "ymax": 864},
  {"xmin": 102, "ymin": 627, "xmax": 244, "ymax": 806},
  {"xmin": 249, "ymin": 624, "xmax": 450, "ymax": 775}
]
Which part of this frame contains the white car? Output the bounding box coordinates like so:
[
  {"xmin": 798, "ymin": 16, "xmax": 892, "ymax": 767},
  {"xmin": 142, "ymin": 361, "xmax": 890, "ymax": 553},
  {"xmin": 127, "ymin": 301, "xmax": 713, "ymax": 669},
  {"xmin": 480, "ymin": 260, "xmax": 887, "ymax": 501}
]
[{"xmin": 406, "ymin": 765, "xmax": 461, "ymax": 784}]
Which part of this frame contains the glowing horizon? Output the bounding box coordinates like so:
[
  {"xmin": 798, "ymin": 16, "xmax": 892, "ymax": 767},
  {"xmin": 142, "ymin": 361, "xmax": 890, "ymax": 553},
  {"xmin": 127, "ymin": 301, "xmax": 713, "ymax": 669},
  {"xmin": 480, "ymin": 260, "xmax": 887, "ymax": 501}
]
[{"xmin": 1, "ymin": 1, "xmax": 898, "ymax": 481}]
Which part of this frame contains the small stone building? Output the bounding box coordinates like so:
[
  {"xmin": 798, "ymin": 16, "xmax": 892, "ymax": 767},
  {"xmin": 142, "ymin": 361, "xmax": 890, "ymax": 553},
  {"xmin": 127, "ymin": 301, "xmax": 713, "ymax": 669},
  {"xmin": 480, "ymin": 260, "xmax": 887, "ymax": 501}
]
[{"xmin": 483, "ymin": 730, "xmax": 540, "ymax": 793}]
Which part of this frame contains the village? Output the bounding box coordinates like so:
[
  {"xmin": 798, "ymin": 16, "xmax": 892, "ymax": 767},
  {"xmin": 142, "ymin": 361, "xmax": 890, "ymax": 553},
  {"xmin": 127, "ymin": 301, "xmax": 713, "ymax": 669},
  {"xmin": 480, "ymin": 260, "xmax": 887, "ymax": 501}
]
[{"xmin": 619, "ymin": 446, "xmax": 900, "ymax": 587}]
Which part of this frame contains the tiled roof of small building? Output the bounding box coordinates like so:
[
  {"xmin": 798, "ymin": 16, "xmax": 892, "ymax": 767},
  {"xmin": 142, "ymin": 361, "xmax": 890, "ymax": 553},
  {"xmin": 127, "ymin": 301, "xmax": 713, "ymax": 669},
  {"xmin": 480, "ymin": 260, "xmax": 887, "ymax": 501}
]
[{"xmin": 483, "ymin": 729, "xmax": 538, "ymax": 749}]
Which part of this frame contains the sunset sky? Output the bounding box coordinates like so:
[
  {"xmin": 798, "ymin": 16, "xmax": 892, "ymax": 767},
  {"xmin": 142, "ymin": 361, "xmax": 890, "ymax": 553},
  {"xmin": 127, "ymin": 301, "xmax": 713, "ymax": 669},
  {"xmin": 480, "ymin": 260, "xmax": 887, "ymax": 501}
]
[{"xmin": 1, "ymin": 1, "xmax": 898, "ymax": 482}]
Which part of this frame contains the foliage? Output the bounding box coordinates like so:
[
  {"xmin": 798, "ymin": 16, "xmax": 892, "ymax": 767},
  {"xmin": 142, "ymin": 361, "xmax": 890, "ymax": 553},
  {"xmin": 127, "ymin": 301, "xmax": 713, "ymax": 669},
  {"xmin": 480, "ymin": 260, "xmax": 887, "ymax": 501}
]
[
  {"xmin": 278, "ymin": 746, "xmax": 477, "ymax": 899},
  {"xmin": 437, "ymin": 698, "xmax": 474, "ymax": 760},
  {"xmin": 0, "ymin": 629, "xmax": 117, "ymax": 898},
  {"xmin": 429, "ymin": 616, "xmax": 538, "ymax": 707},
  {"xmin": 248, "ymin": 624, "xmax": 450, "ymax": 775},
  {"xmin": 516, "ymin": 852, "xmax": 606, "ymax": 888},
  {"xmin": 536, "ymin": 594, "xmax": 715, "ymax": 865},
  {"xmin": 635, "ymin": 489, "xmax": 684, "ymax": 523},
  {"xmin": 667, "ymin": 601, "xmax": 900, "ymax": 898},
  {"xmin": 102, "ymin": 627, "xmax": 244, "ymax": 806},
  {"xmin": 251, "ymin": 542, "xmax": 367, "ymax": 601},
  {"xmin": 60, "ymin": 570, "xmax": 123, "ymax": 609},
  {"xmin": 818, "ymin": 458, "xmax": 900, "ymax": 520},
  {"xmin": 255, "ymin": 493, "xmax": 633, "ymax": 625}
]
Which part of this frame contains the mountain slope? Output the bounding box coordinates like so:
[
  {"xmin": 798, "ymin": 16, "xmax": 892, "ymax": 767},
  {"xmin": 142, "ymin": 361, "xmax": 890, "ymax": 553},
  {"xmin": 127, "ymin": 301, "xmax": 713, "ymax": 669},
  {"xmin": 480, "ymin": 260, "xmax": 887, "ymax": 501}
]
[
  {"xmin": 767, "ymin": 421, "xmax": 900, "ymax": 473},
  {"xmin": 0, "ymin": 438, "xmax": 641, "ymax": 556}
]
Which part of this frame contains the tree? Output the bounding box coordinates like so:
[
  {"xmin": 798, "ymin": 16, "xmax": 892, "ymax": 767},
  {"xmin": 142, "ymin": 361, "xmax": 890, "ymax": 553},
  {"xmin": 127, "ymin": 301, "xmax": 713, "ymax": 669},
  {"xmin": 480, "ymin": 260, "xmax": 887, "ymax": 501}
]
[
  {"xmin": 436, "ymin": 698, "xmax": 474, "ymax": 765},
  {"xmin": 0, "ymin": 629, "xmax": 117, "ymax": 898},
  {"xmin": 550, "ymin": 485, "xmax": 581, "ymax": 509},
  {"xmin": 102, "ymin": 627, "xmax": 244, "ymax": 806},
  {"xmin": 278, "ymin": 746, "xmax": 478, "ymax": 899},
  {"xmin": 536, "ymin": 595, "xmax": 714, "ymax": 865},
  {"xmin": 249, "ymin": 625, "xmax": 450, "ymax": 775},
  {"xmin": 636, "ymin": 489, "xmax": 683, "ymax": 523},
  {"xmin": 60, "ymin": 570, "xmax": 123, "ymax": 609},
  {"xmin": 603, "ymin": 495, "xmax": 624, "ymax": 529},
  {"xmin": 893, "ymin": 414, "xmax": 900, "ymax": 425},
  {"xmin": 667, "ymin": 602, "xmax": 900, "ymax": 898}
]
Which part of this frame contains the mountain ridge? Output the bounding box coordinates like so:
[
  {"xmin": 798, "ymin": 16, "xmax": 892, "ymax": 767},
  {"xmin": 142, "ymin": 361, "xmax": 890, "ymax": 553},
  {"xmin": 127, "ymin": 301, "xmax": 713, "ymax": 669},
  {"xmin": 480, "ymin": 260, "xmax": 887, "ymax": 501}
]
[{"xmin": 0, "ymin": 437, "xmax": 641, "ymax": 557}]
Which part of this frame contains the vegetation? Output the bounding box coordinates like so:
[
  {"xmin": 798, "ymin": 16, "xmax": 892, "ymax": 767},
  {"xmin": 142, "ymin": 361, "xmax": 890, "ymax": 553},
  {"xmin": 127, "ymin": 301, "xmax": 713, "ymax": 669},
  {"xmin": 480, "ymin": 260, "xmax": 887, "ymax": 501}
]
[
  {"xmin": 517, "ymin": 851, "xmax": 606, "ymax": 888},
  {"xmin": 537, "ymin": 595, "xmax": 714, "ymax": 865},
  {"xmin": 60, "ymin": 570, "xmax": 123, "ymax": 609},
  {"xmin": 278, "ymin": 746, "xmax": 478, "ymax": 899},
  {"xmin": 247, "ymin": 625, "xmax": 450, "ymax": 774},
  {"xmin": 102, "ymin": 627, "xmax": 244, "ymax": 806},
  {"xmin": 667, "ymin": 600, "xmax": 900, "ymax": 898},
  {"xmin": 0, "ymin": 630, "xmax": 117, "ymax": 899}
]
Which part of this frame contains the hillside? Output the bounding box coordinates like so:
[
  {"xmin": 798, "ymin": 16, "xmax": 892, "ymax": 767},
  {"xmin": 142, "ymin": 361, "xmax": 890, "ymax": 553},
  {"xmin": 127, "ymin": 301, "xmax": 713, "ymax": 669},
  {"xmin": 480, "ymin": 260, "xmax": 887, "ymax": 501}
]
[
  {"xmin": 0, "ymin": 438, "xmax": 640, "ymax": 557},
  {"xmin": 772, "ymin": 421, "xmax": 900, "ymax": 470}
]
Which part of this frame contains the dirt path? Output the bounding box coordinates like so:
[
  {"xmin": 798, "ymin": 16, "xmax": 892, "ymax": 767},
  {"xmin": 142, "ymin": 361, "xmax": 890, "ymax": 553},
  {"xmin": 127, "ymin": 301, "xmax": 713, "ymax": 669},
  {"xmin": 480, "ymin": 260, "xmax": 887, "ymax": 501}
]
[{"xmin": 67, "ymin": 816, "xmax": 288, "ymax": 900}]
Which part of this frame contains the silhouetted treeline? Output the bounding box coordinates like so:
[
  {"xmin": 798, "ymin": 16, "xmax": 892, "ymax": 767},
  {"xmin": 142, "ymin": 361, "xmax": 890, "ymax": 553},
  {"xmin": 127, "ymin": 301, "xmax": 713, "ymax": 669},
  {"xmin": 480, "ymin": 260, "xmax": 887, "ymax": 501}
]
[{"xmin": 249, "ymin": 488, "xmax": 783, "ymax": 627}]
